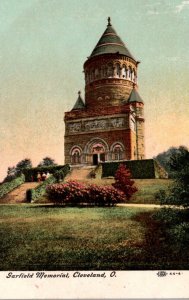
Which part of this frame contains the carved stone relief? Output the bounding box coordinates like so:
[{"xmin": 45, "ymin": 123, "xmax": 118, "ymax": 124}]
[
  {"xmin": 84, "ymin": 119, "xmax": 107, "ymax": 131},
  {"xmin": 67, "ymin": 122, "xmax": 81, "ymax": 133},
  {"xmin": 110, "ymin": 118, "xmax": 125, "ymax": 128},
  {"xmin": 67, "ymin": 117, "xmax": 127, "ymax": 134}
]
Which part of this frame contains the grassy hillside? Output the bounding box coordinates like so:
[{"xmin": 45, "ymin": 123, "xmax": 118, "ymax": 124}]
[
  {"xmin": 131, "ymin": 179, "xmax": 173, "ymax": 204},
  {"xmin": 81, "ymin": 178, "xmax": 173, "ymax": 204}
]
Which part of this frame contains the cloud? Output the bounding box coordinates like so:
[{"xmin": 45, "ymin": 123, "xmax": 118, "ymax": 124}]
[{"xmin": 175, "ymin": 0, "xmax": 189, "ymax": 13}]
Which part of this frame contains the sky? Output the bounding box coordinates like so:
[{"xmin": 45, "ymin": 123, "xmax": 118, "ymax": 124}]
[{"xmin": 0, "ymin": 0, "xmax": 189, "ymax": 181}]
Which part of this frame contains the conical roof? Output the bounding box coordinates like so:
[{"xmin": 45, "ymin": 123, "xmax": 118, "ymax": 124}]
[
  {"xmin": 72, "ymin": 91, "xmax": 85, "ymax": 110},
  {"xmin": 128, "ymin": 87, "xmax": 144, "ymax": 103},
  {"xmin": 90, "ymin": 18, "xmax": 135, "ymax": 60}
]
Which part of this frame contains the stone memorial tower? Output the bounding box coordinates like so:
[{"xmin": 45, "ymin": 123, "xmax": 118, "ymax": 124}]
[{"xmin": 64, "ymin": 18, "xmax": 145, "ymax": 165}]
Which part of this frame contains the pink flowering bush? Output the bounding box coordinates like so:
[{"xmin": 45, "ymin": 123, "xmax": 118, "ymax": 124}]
[{"xmin": 46, "ymin": 180, "xmax": 125, "ymax": 206}]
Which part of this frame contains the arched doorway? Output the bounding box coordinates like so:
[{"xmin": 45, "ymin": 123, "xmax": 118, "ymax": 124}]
[
  {"xmin": 84, "ymin": 138, "xmax": 109, "ymax": 165},
  {"xmin": 92, "ymin": 143, "xmax": 106, "ymax": 165}
]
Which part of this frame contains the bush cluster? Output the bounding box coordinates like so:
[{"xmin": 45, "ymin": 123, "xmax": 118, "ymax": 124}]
[
  {"xmin": 46, "ymin": 180, "xmax": 125, "ymax": 206},
  {"xmin": 152, "ymin": 207, "xmax": 189, "ymax": 257},
  {"xmin": 0, "ymin": 174, "xmax": 25, "ymax": 199},
  {"xmin": 170, "ymin": 222, "xmax": 189, "ymax": 244},
  {"xmin": 152, "ymin": 207, "xmax": 183, "ymax": 225}
]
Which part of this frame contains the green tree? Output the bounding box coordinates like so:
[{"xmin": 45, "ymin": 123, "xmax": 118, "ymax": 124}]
[
  {"xmin": 16, "ymin": 158, "xmax": 32, "ymax": 174},
  {"xmin": 154, "ymin": 146, "xmax": 187, "ymax": 178},
  {"xmin": 157, "ymin": 146, "xmax": 189, "ymax": 208},
  {"xmin": 38, "ymin": 157, "xmax": 57, "ymax": 167},
  {"xmin": 154, "ymin": 146, "xmax": 189, "ymax": 258},
  {"xmin": 4, "ymin": 158, "xmax": 32, "ymax": 182},
  {"xmin": 4, "ymin": 166, "xmax": 17, "ymax": 181}
]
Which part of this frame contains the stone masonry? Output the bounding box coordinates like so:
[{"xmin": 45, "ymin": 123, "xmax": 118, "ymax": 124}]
[{"xmin": 64, "ymin": 18, "xmax": 145, "ymax": 166}]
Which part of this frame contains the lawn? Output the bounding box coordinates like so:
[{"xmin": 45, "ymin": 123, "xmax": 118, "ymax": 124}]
[
  {"xmin": 0, "ymin": 204, "xmax": 150, "ymax": 270},
  {"xmin": 0, "ymin": 204, "xmax": 188, "ymax": 270}
]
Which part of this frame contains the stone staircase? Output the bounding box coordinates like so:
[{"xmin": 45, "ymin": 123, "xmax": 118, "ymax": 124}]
[
  {"xmin": 0, "ymin": 166, "xmax": 102, "ymax": 204},
  {"xmin": 65, "ymin": 165, "xmax": 98, "ymax": 182},
  {"xmin": 0, "ymin": 182, "xmax": 39, "ymax": 204}
]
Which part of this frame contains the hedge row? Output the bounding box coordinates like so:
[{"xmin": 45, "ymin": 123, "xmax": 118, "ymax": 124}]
[
  {"xmin": 0, "ymin": 174, "xmax": 25, "ymax": 199},
  {"xmin": 27, "ymin": 164, "xmax": 70, "ymax": 202},
  {"xmin": 102, "ymin": 159, "xmax": 164, "ymax": 179},
  {"xmin": 23, "ymin": 165, "xmax": 65, "ymax": 182}
]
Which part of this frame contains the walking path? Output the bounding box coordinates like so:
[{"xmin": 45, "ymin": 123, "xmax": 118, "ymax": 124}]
[
  {"xmin": 0, "ymin": 182, "xmax": 39, "ymax": 204},
  {"xmin": 117, "ymin": 203, "xmax": 182, "ymax": 209}
]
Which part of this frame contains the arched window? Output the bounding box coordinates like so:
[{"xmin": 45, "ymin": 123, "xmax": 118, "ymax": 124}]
[
  {"xmin": 85, "ymin": 72, "xmax": 89, "ymax": 84},
  {"xmin": 115, "ymin": 63, "xmax": 121, "ymax": 78},
  {"xmin": 71, "ymin": 147, "xmax": 82, "ymax": 164},
  {"xmin": 122, "ymin": 65, "xmax": 127, "ymax": 78},
  {"xmin": 132, "ymin": 69, "xmax": 136, "ymax": 82},
  {"xmin": 112, "ymin": 144, "xmax": 124, "ymax": 161},
  {"xmin": 89, "ymin": 71, "xmax": 93, "ymax": 82},
  {"xmin": 91, "ymin": 70, "xmax": 95, "ymax": 80},
  {"xmin": 99, "ymin": 68, "xmax": 102, "ymax": 79},
  {"xmin": 107, "ymin": 64, "xmax": 113, "ymax": 77},
  {"xmin": 73, "ymin": 151, "xmax": 80, "ymax": 164},
  {"xmin": 115, "ymin": 147, "xmax": 122, "ymax": 160},
  {"xmin": 102, "ymin": 66, "xmax": 107, "ymax": 77},
  {"xmin": 95, "ymin": 68, "xmax": 99, "ymax": 79},
  {"xmin": 128, "ymin": 66, "xmax": 132, "ymax": 80}
]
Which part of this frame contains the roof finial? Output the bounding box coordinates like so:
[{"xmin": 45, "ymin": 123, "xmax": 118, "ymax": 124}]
[
  {"xmin": 107, "ymin": 17, "xmax": 111, "ymax": 26},
  {"xmin": 78, "ymin": 90, "xmax": 81, "ymax": 96}
]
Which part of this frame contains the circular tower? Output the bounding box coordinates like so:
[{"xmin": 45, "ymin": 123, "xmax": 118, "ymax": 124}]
[{"xmin": 84, "ymin": 17, "xmax": 139, "ymax": 109}]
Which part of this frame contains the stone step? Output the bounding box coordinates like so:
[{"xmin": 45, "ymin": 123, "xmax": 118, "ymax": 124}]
[{"xmin": 65, "ymin": 166, "xmax": 96, "ymax": 181}]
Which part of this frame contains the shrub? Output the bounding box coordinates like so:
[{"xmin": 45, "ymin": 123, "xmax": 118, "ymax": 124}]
[
  {"xmin": 170, "ymin": 222, "xmax": 189, "ymax": 244},
  {"xmin": 0, "ymin": 174, "xmax": 25, "ymax": 199},
  {"xmin": 112, "ymin": 164, "xmax": 137, "ymax": 200},
  {"xmin": 46, "ymin": 180, "xmax": 125, "ymax": 206},
  {"xmin": 152, "ymin": 208, "xmax": 189, "ymax": 254},
  {"xmin": 152, "ymin": 208, "xmax": 182, "ymax": 225}
]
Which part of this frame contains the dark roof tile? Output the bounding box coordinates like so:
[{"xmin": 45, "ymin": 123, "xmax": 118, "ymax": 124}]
[
  {"xmin": 90, "ymin": 20, "xmax": 136, "ymax": 61},
  {"xmin": 72, "ymin": 92, "xmax": 85, "ymax": 110},
  {"xmin": 129, "ymin": 88, "xmax": 144, "ymax": 103}
]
